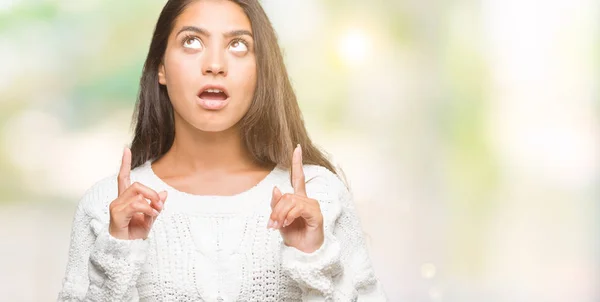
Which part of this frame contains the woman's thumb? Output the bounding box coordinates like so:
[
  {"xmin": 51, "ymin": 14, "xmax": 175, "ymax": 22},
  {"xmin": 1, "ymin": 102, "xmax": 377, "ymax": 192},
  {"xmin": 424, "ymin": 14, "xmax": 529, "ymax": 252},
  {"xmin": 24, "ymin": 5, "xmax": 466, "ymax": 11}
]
[{"xmin": 159, "ymin": 190, "xmax": 168, "ymax": 203}]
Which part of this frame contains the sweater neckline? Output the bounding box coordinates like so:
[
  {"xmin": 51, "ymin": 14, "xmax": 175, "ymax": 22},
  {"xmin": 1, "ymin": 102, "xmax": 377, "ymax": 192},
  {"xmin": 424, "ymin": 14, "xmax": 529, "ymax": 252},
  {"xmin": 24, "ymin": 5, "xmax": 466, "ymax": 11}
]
[{"xmin": 138, "ymin": 160, "xmax": 284, "ymax": 214}]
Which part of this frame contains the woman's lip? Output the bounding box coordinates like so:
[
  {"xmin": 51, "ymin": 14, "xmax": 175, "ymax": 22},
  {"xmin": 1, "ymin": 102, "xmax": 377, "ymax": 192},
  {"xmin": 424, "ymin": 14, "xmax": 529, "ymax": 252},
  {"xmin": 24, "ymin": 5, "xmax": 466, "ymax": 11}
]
[
  {"xmin": 198, "ymin": 85, "xmax": 229, "ymax": 97},
  {"xmin": 196, "ymin": 96, "xmax": 229, "ymax": 110}
]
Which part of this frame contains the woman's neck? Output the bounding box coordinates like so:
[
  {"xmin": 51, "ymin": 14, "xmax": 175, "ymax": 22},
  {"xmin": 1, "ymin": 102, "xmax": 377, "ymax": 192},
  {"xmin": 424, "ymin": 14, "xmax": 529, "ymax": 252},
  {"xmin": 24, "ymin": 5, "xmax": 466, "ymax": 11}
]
[{"xmin": 157, "ymin": 120, "xmax": 258, "ymax": 174}]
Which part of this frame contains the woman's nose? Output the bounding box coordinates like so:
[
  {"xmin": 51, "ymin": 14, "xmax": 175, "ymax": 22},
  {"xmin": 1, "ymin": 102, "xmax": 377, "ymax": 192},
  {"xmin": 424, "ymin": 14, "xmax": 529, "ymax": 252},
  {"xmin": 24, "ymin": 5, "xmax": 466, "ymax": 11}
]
[{"xmin": 202, "ymin": 47, "xmax": 227, "ymax": 76}]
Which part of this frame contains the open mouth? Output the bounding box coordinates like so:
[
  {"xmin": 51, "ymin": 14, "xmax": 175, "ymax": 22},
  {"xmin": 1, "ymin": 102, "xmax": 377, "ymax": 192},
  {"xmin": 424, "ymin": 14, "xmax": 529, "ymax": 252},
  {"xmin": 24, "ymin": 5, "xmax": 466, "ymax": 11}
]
[
  {"xmin": 198, "ymin": 88, "xmax": 229, "ymax": 101},
  {"xmin": 197, "ymin": 86, "xmax": 230, "ymax": 110}
]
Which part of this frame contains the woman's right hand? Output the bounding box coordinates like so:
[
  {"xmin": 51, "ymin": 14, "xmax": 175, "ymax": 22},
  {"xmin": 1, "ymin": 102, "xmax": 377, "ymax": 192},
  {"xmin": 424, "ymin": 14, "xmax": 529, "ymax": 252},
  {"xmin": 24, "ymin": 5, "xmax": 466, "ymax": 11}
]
[{"xmin": 109, "ymin": 147, "xmax": 167, "ymax": 240}]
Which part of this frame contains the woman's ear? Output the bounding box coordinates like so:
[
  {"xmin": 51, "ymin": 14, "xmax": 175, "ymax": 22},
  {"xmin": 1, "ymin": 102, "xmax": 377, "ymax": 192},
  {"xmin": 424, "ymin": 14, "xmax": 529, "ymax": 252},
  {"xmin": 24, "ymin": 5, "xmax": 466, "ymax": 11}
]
[{"xmin": 158, "ymin": 63, "xmax": 166, "ymax": 85}]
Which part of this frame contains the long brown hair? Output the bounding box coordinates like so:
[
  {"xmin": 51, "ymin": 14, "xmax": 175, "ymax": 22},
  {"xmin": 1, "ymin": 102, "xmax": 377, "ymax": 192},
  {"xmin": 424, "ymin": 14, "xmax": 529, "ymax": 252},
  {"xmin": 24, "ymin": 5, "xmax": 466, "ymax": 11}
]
[{"xmin": 130, "ymin": 0, "xmax": 340, "ymax": 179}]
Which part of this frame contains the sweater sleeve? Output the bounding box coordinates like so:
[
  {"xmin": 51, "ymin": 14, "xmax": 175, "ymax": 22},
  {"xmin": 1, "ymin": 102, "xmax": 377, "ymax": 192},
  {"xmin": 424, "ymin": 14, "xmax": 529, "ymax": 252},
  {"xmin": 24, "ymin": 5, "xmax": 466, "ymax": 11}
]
[
  {"xmin": 280, "ymin": 167, "xmax": 388, "ymax": 301},
  {"xmin": 57, "ymin": 178, "xmax": 150, "ymax": 302}
]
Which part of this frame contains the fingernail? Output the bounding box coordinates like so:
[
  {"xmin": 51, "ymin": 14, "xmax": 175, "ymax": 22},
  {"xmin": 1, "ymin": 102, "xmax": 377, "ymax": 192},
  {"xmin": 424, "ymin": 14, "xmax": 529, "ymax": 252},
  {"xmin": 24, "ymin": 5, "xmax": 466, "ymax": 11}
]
[
  {"xmin": 267, "ymin": 219, "xmax": 274, "ymax": 229},
  {"xmin": 158, "ymin": 201, "xmax": 163, "ymax": 208},
  {"xmin": 273, "ymin": 220, "xmax": 279, "ymax": 229},
  {"xmin": 283, "ymin": 219, "xmax": 289, "ymax": 227},
  {"xmin": 153, "ymin": 209, "xmax": 160, "ymax": 216}
]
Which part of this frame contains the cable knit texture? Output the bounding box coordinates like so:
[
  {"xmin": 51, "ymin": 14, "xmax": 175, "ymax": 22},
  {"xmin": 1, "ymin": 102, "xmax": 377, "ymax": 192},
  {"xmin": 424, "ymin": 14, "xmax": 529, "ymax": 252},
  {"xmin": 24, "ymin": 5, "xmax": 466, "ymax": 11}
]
[{"xmin": 57, "ymin": 161, "xmax": 387, "ymax": 301}]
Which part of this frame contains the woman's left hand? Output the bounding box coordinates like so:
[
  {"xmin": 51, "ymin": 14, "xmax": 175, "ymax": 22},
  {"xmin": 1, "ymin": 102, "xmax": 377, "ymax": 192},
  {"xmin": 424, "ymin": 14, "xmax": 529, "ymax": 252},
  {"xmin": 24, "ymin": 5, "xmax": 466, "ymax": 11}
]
[{"xmin": 268, "ymin": 144, "xmax": 324, "ymax": 253}]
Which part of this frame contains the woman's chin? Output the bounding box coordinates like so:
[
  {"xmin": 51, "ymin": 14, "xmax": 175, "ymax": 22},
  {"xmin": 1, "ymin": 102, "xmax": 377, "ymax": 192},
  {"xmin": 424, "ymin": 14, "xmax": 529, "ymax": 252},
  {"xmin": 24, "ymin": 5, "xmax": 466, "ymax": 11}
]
[
  {"xmin": 175, "ymin": 104, "xmax": 245, "ymax": 133},
  {"xmin": 190, "ymin": 119, "xmax": 237, "ymax": 133}
]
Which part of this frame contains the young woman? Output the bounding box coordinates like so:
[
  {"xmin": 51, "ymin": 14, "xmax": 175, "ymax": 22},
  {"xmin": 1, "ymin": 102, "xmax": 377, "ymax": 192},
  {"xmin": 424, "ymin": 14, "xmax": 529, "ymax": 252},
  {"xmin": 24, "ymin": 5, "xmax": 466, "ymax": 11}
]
[{"xmin": 58, "ymin": 0, "xmax": 386, "ymax": 300}]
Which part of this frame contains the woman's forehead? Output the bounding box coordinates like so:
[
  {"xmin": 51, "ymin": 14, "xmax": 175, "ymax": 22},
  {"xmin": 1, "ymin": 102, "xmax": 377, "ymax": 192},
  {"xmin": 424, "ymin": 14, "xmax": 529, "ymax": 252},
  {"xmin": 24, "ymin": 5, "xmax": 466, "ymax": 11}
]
[{"xmin": 173, "ymin": 0, "xmax": 252, "ymax": 35}]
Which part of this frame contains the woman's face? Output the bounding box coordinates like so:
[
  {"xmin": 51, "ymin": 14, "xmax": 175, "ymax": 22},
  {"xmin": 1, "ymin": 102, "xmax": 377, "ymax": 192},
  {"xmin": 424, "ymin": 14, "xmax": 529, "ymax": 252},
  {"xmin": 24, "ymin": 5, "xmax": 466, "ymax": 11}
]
[{"xmin": 158, "ymin": 0, "xmax": 256, "ymax": 133}]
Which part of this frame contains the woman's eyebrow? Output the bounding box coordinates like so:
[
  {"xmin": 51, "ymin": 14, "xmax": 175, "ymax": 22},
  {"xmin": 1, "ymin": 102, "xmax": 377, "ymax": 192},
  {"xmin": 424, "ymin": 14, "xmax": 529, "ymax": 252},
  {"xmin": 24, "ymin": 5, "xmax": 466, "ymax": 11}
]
[
  {"xmin": 177, "ymin": 26, "xmax": 209, "ymax": 37},
  {"xmin": 176, "ymin": 26, "xmax": 253, "ymax": 39},
  {"xmin": 224, "ymin": 29, "xmax": 253, "ymax": 39}
]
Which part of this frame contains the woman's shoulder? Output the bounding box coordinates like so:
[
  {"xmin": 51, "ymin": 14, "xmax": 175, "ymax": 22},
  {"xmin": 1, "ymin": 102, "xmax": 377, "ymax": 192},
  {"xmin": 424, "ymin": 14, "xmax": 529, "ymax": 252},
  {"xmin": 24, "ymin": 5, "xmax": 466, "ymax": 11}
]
[
  {"xmin": 75, "ymin": 174, "xmax": 118, "ymax": 216},
  {"xmin": 76, "ymin": 163, "xmax": 149, "ymax": 215},
  {"xmin": 300, "ymin": 164, "xmax": 351, "ymax": 202},
  {"xmin": 302, "ymin": 164, "xmax": 342, "ymax": 184}
]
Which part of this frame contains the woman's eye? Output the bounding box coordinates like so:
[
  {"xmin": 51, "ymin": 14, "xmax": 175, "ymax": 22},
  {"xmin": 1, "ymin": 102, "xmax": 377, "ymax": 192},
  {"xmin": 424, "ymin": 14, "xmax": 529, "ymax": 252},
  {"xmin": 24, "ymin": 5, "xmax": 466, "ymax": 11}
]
[
  {"xmin": 183, "ymin": 37, "xmax": 203, "ymax": 50},
  {"xmin": 229, "ymin": 40, "xmax": 248, "ymax": 53}
]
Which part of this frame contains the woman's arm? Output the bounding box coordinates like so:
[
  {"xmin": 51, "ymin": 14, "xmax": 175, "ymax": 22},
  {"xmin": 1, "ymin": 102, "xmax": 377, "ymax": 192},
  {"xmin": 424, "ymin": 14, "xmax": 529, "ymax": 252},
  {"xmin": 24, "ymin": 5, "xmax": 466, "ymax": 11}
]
[
  {"xmin": 280, "ymin": 167, "xmax": 388, "ymax": 301},
  {"xmin": 57, "ymin": 178, "xmax": 149, "ymax": 302}
]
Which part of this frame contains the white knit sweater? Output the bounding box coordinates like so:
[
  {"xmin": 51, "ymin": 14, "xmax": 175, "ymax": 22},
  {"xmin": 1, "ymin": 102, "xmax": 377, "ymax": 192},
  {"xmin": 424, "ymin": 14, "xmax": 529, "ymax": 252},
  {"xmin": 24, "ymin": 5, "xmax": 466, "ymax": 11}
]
[{"xmin": 57, "ymin": 161, "xmax": 387, "ymax": 301}]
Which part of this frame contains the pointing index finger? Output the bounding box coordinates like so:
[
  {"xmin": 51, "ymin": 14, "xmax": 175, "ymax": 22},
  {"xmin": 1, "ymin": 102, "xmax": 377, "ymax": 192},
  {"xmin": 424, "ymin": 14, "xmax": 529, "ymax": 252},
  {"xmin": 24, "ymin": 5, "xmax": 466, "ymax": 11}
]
[
  {"xmin": 292, "ymin": 144, "xmax": 306, "ymax": 196},
  {"xmin": 118, "ymin": 147, "xmax": 132, "ymax": 196}
]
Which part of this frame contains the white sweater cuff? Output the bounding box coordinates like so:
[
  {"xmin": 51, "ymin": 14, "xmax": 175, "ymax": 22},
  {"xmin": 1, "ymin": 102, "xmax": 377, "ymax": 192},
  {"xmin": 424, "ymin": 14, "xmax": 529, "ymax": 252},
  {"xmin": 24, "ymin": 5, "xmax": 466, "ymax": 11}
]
[
  {"xmin": 94, "ymin": 229, "xmax": 149, "ymax": 261},
  {"xmin": 280, "ymin": 232, "xmax": 343, "ymax": 296},
  {"xmin": 88, "ymin": 226, "xmax": 150, "ymax": 296}
]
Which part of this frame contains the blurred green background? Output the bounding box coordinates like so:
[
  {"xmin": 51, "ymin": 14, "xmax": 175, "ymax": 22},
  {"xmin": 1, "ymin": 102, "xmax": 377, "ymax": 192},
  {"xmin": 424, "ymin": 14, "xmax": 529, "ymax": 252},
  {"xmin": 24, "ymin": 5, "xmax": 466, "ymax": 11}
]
[{"xmin": 0, "ymin": 0, "xmax": 598, "ymax": 301}]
